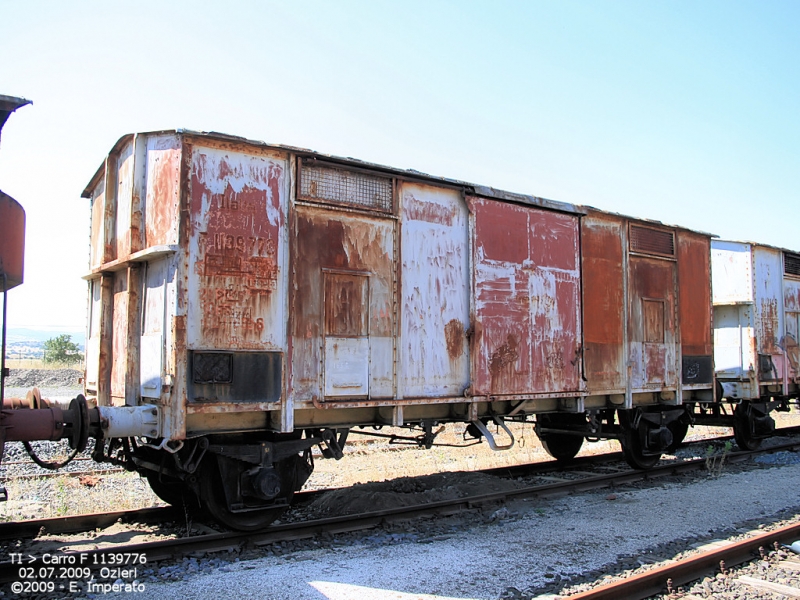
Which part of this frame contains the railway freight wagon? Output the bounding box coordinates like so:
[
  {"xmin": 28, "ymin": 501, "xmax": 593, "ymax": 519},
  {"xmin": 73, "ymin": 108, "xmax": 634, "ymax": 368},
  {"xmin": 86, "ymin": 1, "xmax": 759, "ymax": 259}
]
[
  {"xmin": 64, "ymin": 130, "xmax": 716, "ymax": 528},
  {"xmin": 711, "ymin": 241, "xmax": 800, "ymax": 449}
]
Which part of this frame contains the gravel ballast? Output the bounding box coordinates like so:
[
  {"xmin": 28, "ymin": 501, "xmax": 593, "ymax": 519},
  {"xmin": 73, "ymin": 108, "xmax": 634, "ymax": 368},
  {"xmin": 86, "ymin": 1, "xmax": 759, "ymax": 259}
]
[{"xmin": 102, "ymin": 462, "xmax": 800, "ymax": 600}]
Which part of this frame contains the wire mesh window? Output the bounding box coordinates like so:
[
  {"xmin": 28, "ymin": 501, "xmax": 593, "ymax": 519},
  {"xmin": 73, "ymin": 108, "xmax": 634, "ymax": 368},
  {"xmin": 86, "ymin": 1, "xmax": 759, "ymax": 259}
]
[
  {"xmin": 629, "ymin": 224, "xmax": 675, "ymax": 258},
  {"xmin": 299, "ymin": 160, "xmax": 393, "ymax": 213},
  {"xmin": 785, "ymin": 252, "xmax": 800, "ymax": 277}
]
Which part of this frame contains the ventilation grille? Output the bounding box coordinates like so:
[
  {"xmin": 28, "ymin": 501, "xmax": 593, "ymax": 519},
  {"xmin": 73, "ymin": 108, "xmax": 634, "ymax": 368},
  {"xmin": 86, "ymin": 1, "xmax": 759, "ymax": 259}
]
[
  {"xmin": 785, "ymin": 252, "xmax": 800, "ymax": 277},
  {"xmin": 629, "ymin": 225, "xmax": 675, "ymax": 257},
  {"xmin": 299, "ymin": 160, "xmax": 393, "ymax": 212}
]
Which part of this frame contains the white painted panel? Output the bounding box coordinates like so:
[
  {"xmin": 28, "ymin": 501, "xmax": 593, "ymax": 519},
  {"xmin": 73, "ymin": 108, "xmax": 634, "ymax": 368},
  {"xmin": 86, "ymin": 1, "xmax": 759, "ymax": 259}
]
[
  {"xmin": 711, "ymin": 241, "xmax": 752, "ymax": 305},
  {"xmin": 140, "ymin": 334, "xmax": 163, "ymax": 398},
  {"xmin": 85, "ymin": 279, "xmax": 102, "ymax": 389},
  {"xmin": 369, "ymin": 337, "xmax": 394, "ymax": 398},
  {"xmin": 324, "ymin": 337, "xmax": 369, "ymax": 397},
  {"xmin": 140, "ymin": 258, "xmax": 169, "ymax": 398},
  {"xmin": 399, "ymin": 183, "xmax": 470, "ymax": 397},
  {"xmin": 714, "ymin": 304, "xmax": 756, "ymax": 377},
  {"xmin": 714, "ymin": 305, "xmax": 743, "ymax": 375}
]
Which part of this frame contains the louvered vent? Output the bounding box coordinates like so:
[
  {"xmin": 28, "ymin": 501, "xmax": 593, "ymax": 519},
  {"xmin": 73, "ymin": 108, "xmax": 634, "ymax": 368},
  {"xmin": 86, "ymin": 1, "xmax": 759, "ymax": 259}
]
[
  {"xmin": 299, "ymin": 160, "xmax": 393, "ymax": 212},
  {"xmin": 629, "ymin": 225, "xmax": 675, "ymax": 257},
  {"xmin": 785, "ymin": 252, "xmax": 800, "ymax": 277}
]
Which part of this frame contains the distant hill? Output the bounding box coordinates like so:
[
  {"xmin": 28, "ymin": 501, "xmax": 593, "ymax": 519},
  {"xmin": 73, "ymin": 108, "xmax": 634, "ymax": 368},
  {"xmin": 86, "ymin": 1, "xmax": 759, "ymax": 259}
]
[{"xmin": 6, "ymin": 328, "xmax": 86, "ymax": 348}]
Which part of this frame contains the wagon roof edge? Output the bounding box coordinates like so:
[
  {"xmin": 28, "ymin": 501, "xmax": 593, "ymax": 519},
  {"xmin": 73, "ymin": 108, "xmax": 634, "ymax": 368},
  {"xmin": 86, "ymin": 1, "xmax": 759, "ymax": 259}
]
[
  {"xmin": 80, "ymin": 129, "xmax": 582, "ymax": 215},
  {"xmin": 712, "ymin": 239, "xmax": 800, "ymax": 255},
  {"xmin": 582, "ymin": 204, "xmax": 717, "ymax": 238}
]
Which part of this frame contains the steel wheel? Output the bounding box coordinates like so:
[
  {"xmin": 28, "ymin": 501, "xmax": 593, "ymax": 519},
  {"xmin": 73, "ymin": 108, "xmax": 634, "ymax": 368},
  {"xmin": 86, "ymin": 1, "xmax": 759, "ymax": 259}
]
[
  {"xmin": 145, "ymin": 471, "xmax": 200, "ymax": 513},
  {"xmin": 665, "ymin": 419, "xmax": 689, "ymax": 453},
  {"xmin": 538, "ymin": 414, "xmax": 585, "ymax": 462},
  {"xmin": 619, "ymin": 411, "xmax": 661, "ymax": 470},
  {"xmin": 733, "ymin": 403, "xmax": 762, "ymax": 451},
  {"xmin": 198, "ymin": 454, "xmax": 309, "ymax": 531}
]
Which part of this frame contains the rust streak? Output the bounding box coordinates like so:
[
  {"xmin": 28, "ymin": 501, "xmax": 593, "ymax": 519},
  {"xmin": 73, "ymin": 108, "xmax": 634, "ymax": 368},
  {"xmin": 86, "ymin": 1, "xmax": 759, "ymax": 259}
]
[{"xmin": 444, "ymin": 319, "xmax": 464, "ymax": 360}]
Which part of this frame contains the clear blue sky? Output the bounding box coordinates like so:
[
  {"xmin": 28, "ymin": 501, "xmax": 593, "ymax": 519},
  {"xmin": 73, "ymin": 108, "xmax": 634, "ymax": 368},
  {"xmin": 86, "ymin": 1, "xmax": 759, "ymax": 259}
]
[{"xmin": 1, "ymin": 0, "xmax": 798, "ymax": 330}]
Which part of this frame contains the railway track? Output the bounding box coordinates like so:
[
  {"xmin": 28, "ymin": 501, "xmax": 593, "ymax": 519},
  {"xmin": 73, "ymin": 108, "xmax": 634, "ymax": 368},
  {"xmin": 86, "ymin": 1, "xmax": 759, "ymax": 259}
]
[
  {"xmin": 563, "ymin": 520, "xmax": 800, "ymax": 599},
  {"xmin": 1, "ymin": 432, "xmax": 799, "ymax": 586},
  {"xmin": 3, "ymin": 427, "xmax": 793, "ymax": 540}
]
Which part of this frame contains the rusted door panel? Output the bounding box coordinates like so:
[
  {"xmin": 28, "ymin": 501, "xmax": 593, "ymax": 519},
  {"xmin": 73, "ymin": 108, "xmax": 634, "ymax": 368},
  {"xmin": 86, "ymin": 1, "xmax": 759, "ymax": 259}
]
[
  {"xmin": 677, "ymin": 231, "xmax": 713, "ymax": 385},
  {"xmin": 291, "ymin": 206, "xmax": 394, "ymax": 400},
  {"xmin": 581, "ymin": 215, "xmax": 625, "ymax": 392},
  {"xmin": 399, "ymin": 183, "xmax": 470, "ymax": 397},
  {"xmin": 785, "ymin": 275, "xmax": 800, "ymax": 378},
  {"xmin": 786, "ymin": 280, "xmax": 800, "ymax": 313},
  {"xmin": 144, "ymin": 135, "xmax": 181, "ymax": 247},
  {"xmin": 471, "ymin": 198, "xmax": 581, "ymax": 395},
  {"xmin": 187, "ymin": 146, "xmax": 288, "ymax": 351},
  {"xmin": 629, "ymin": 257, "xmax": 677, "ymax": 389},
  {"xmin": 753, "ymin": 248, "xmax": 783, "ymax": 358},
  {"xmin": 784, "ymin": 311, "xmax": 799, "ymax": 378},
  {"xmin": 677, "ymin": 232, "xmax": 712, "ymax": 356},
  {"xmin": 751, "ymin": 247, "xmax": 785, "ymax": 381}
]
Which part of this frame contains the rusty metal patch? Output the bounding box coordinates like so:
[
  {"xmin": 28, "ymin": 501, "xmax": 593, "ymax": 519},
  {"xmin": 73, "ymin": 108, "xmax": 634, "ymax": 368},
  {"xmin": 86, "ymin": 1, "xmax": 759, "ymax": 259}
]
[
  {"xmin": 444, "ymin": 319, "xmax": 465, "ymax": 361},
  {"xmin": 188, "ymin": 146, "xmax": 287, "ymax": 351},
  {"xmin": 471, "ymin": 197, "xmax": 581, "ymax": 396}
]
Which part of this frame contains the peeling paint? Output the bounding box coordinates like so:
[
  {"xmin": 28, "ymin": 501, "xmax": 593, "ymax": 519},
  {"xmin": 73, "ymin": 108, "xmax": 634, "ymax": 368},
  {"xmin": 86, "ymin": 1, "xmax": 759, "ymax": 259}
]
[
  {"xmin": 471, "ymin": 197, "xmax": 581, "ymax": 395},
  {"xmin": 187, "ymin": 146, "xmax": 287, "ymax": 350}
]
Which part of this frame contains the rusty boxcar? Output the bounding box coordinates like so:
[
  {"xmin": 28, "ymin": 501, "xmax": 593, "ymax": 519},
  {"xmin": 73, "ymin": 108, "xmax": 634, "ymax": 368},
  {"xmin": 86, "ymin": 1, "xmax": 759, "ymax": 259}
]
[
  {"xmin": 38, "ymin": 129, "xmax": 720, "ymax": 528},
  {"xmin": 711, "ymin": 240, "xmax": 800, "ymax": 449}
]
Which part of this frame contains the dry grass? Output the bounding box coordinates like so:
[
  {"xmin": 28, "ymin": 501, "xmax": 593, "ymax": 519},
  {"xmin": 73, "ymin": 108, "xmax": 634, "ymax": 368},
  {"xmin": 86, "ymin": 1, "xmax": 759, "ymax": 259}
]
[{"xmin": 0, "ymin": 472, "xmax": 161, "ymax": 522}]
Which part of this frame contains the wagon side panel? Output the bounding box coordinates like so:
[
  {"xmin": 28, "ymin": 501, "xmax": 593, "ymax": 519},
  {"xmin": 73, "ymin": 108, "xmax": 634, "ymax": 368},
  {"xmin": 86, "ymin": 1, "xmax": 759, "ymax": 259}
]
[
  {"xmin": 471, "ymin": 197, "xmax": 581, "ymax": 396},
  {"xmin": 185, "ymin": 144, "xmax": 289, "ymax": 405},
  {"xmin": 399, "ymin": 182, "xmax": 470, "ymax": 398},
  {"xmin": 677, "ymin": 230, "xmax": 713, "ymax": 388},
  {"xmin": 291, "ymin": 206, "xmax": 395, "ymax": 400},
  {"xmin": 753, "ymin": 246, "xmax": 786, "ymax": 382},
  {"xmin": 144, "ymin": 134, "xmax": 181, "ymax": 247},
  {"xmin": 581, "ymin": 212, "xmax": 625, "ymax": 393},
  {"xmin": 711, "ymin": 241, "xmax": 755, "ymax": 380},
  {"xmin": 627, "ymin": 224, "xmax": 679, "ymax": 391}
]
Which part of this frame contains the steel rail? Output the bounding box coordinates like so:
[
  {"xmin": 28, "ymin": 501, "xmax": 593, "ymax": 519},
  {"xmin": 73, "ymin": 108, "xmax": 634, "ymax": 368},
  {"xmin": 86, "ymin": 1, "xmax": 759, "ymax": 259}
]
[
  {"xmin": 0, "ymin": 438, "xmax": 798, "ymax": 584},
  {"xmin": 0, "ymin": 427, "xmax": 782, "ymax": 540},
  {"xmin": 0, "ymin": 444, "xmax": 627, "ymax": 540},
  {"xmin": 1, "ymin": 467, "xmax": 125, "ymax": 481},
  {"xmin": 564, "ymin": 521, "xmax": 800, "ymax": 599}
]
